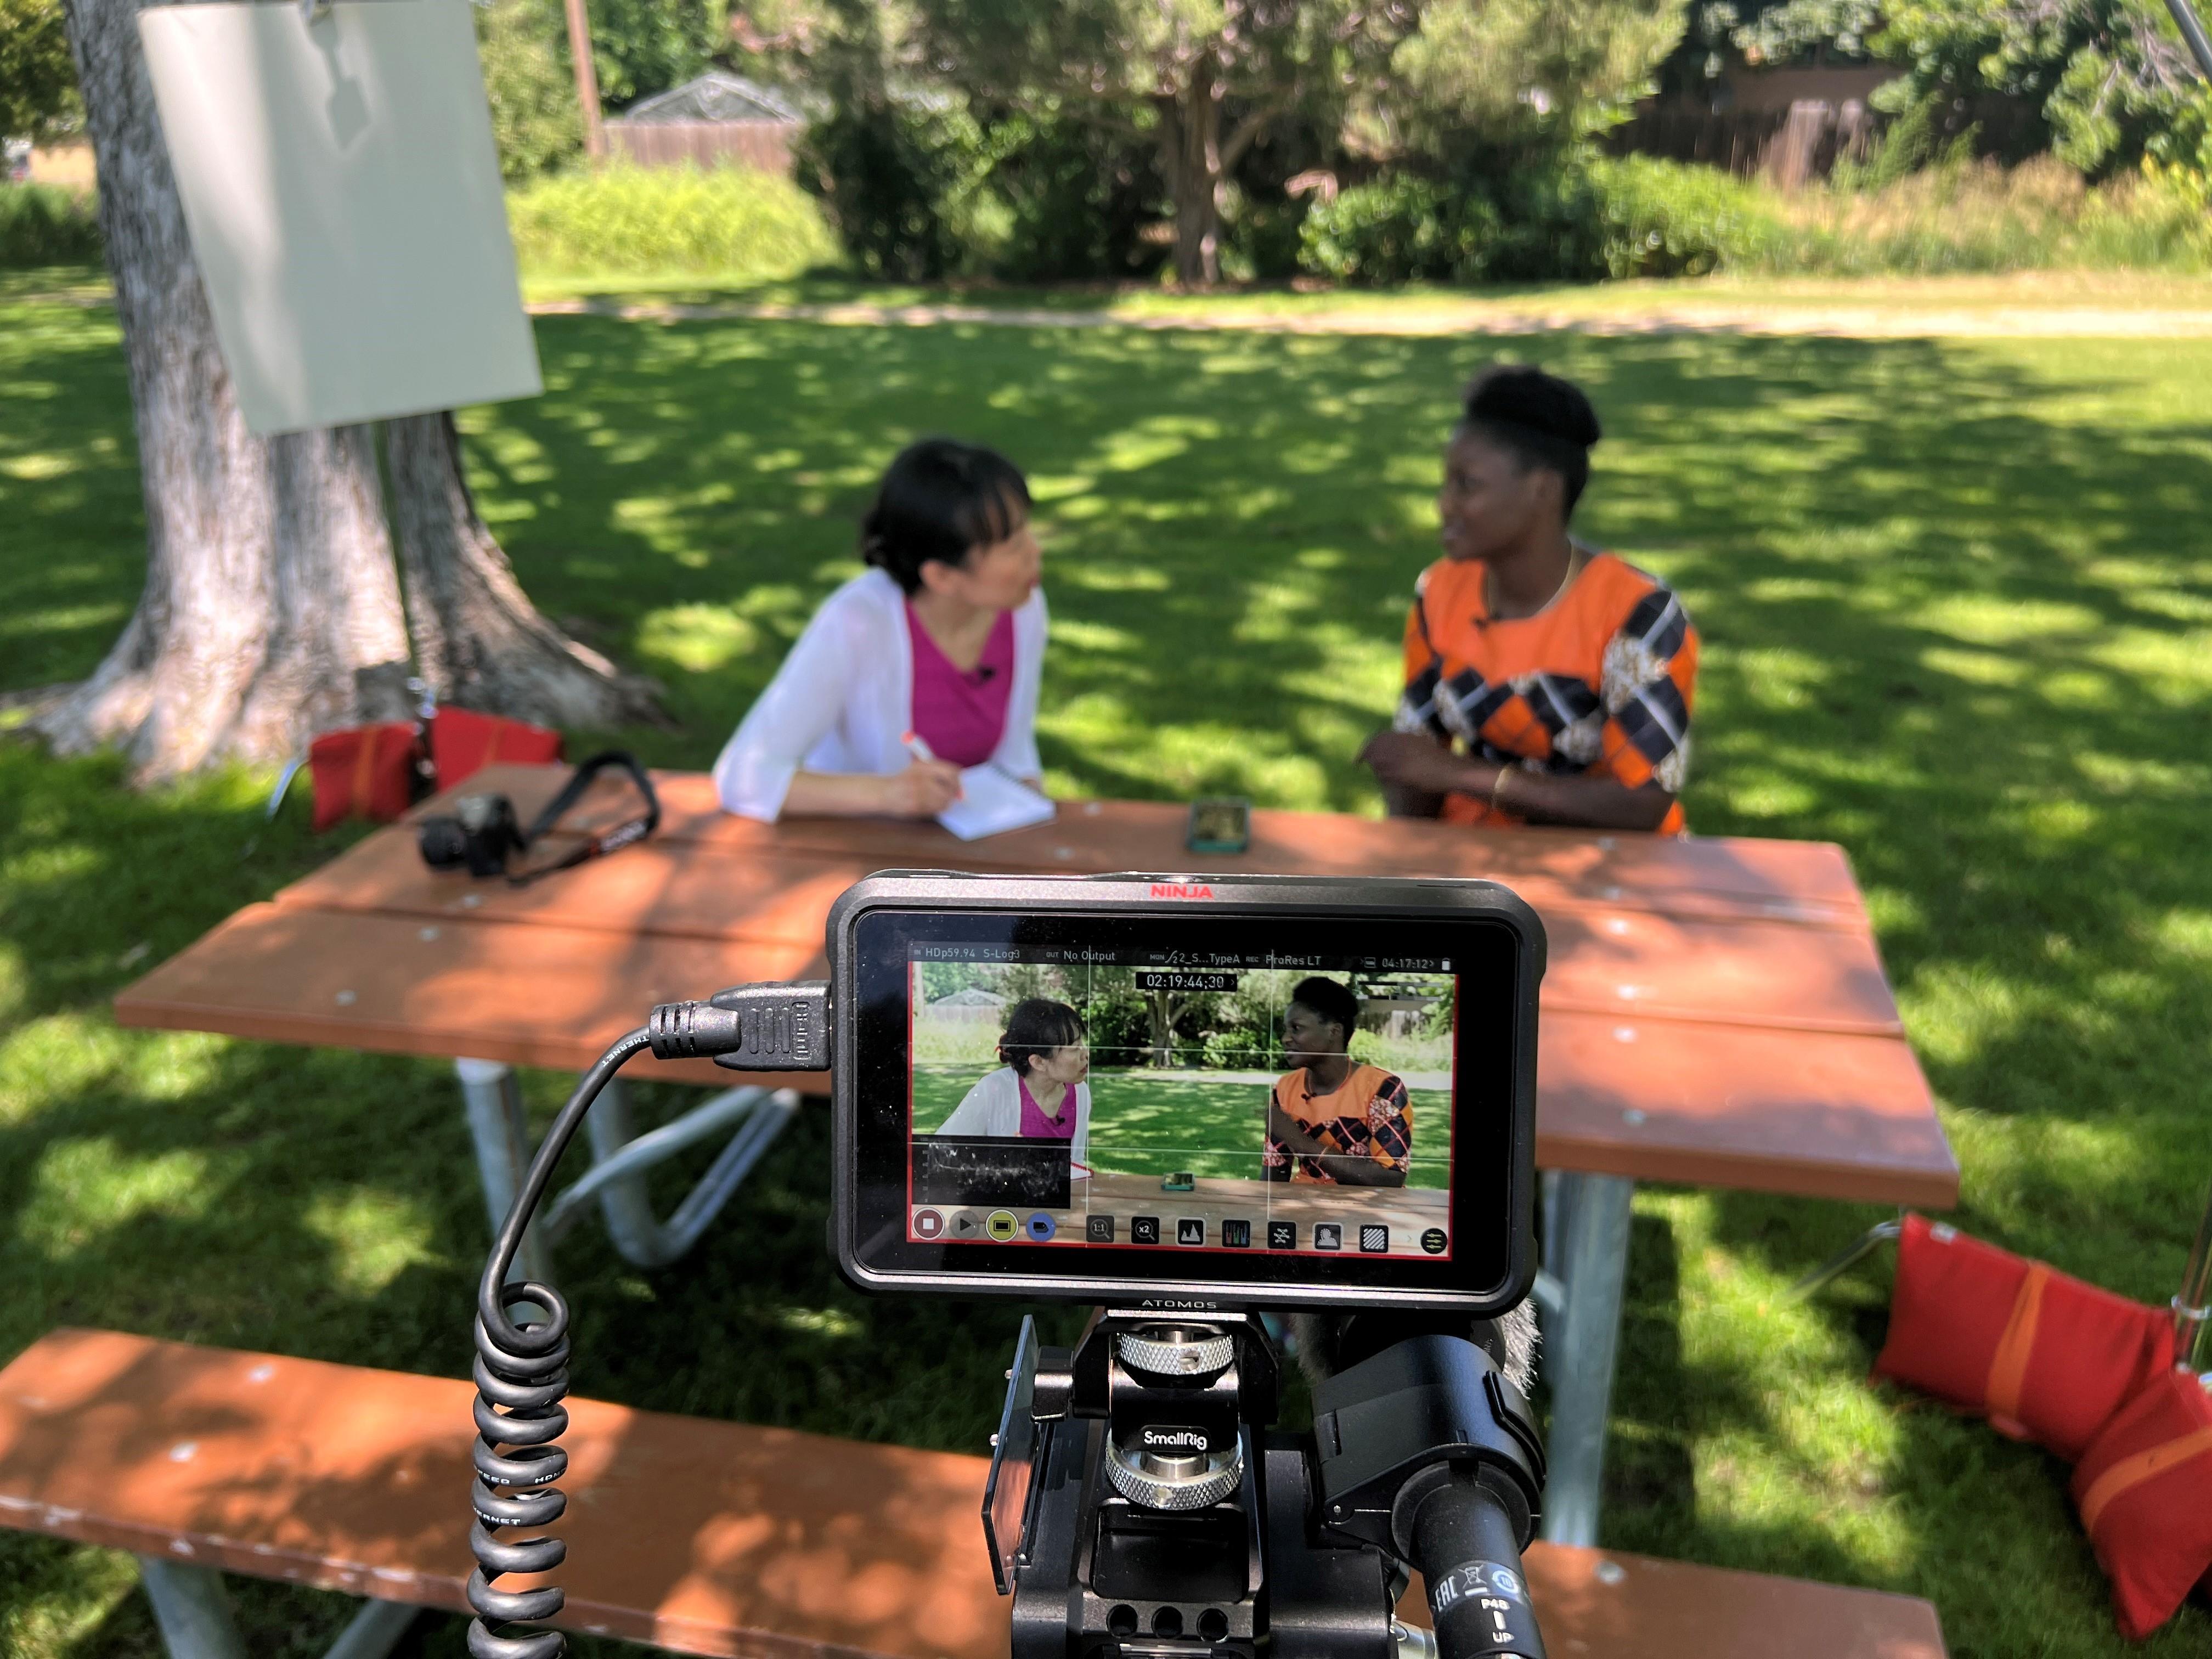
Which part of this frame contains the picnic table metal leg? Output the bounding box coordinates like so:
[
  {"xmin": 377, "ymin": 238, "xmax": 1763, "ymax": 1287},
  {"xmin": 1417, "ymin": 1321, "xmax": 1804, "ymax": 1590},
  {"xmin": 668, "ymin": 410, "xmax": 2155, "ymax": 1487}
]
[
  {"xmin": 1541, "ymin": 1169, "xmax": 1567, "ymax": 1272},
  {"xmin": 558, "ymin": 1075, "xmax": 799, "ymax": 1269},
  {"xmin": 1539, "ymin": 1171, "xmax": 1635, "ymax": 1548},
  {"xmin": 136, "ymin": 1556, "xmax": 244, "ymax": 1659},
  {"xmin": 581, "ymin": 1073, "xmax": 663, "ymax": 1254},
  {"xmin": 321, "ymin": 1597, "xmax": 419, "ymax": 1659},
  {"xmin": 455, "ymin": 1057, "xmax": 554, "ymax": 1289}
]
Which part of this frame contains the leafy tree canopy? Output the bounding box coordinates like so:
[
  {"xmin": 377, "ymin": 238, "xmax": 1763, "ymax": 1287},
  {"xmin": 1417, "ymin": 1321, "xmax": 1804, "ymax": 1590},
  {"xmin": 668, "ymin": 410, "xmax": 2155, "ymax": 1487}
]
[
  {"xmin": 477, "ymin": 0, "xmax": 584, "ymax": 181},
  {"xmin": 1, "ymin": 0, "xmax": 79, "ymax": 141},
  {"xmin": 1389, "ymin": 0, "xmax": 1691, "ymax": 147},
  {"xmin": 1872, "ymin": 0, "xmax": 2202, "ymax": 170}
]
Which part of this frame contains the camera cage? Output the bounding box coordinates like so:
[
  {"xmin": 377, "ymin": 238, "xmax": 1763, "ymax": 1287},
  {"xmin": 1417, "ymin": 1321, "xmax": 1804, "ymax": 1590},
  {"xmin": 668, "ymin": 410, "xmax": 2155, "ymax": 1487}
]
[{"xmin": 826, "ymin": 871, "xmax": 1546, "ymax": 1317}]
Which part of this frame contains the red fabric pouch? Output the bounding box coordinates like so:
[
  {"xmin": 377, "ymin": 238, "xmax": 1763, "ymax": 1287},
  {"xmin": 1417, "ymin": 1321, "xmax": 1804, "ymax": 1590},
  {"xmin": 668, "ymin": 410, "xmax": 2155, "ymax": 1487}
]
[
  {"xmin": 431, "ymin": 707, "xmax": 563, "ymax": 792},
  {"xmin": 1871, "ymin": 1214, "xmax": 2176, "ymax": 1460},
  {"xmin": 306, "ymin": 723, "xmax": 422, "ymax": 831},
  {"xmin": 2070, "ymin": 1368, "xmax": 2212, "ymax": 1640}
]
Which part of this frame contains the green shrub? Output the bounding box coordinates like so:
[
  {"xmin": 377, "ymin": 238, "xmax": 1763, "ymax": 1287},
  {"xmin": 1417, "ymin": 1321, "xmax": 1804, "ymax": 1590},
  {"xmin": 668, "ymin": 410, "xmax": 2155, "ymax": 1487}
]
[
  {"xmin": 986, "ymin": 109, "xmax": 1168, "ymax": 284},
  {"xmin": 1297, "ymin": 158, "xmax": 1784, "ymax": 284},
  {"xmin": 1584, "ymin": 155, "xmax": 1788, "ymax": 278},
  {"xmin": 475, "ymin": 0, "xmax": 582, "ymax": 183},
  {"xmin": 1223, "ymin": 195, "xmax": 1307, "ymax": 283},
  {"xmin": 0, "ymin": 183, "xmax": 100, "ymax": 267},
  {"xmin": 1751, "ymin": 154, "xmax": 2212, "ymax": 276},
  {"xmin": 504, "ymin": 162, "xmax": 841, "ymax": 279},
  {"xmin": 1299, "ymin": 176, "xmax": 1502, "ymax": 283},
  {"xmin": 2060, "ymin": 163, "xmax": 2212, "ymax": 270},
  {"xmin": 795, "ymin": 91, "xmax": 987, "ymax": 281},
  {"xmin": 1293, "ymin": 150, "xmax": 2210, "ymax": 285}
]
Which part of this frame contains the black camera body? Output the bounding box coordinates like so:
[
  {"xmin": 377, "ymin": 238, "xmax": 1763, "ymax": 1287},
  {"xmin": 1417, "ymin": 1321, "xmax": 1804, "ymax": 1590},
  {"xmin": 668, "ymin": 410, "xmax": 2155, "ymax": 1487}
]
[
  {"xmin": 417, "ymin": 750, "xmax": 659, "ymax": 887},
  {"xmin": 417, "ymin": 791, "xmax": 524, "ymax": 877}
]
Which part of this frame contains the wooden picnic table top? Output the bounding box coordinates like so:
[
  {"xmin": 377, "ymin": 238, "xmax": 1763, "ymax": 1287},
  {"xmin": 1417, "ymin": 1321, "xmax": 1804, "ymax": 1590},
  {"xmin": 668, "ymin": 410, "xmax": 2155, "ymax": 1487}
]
[{"xmin": 115, "ymin": 766, "xmax": 1959, "ymax": 1208}]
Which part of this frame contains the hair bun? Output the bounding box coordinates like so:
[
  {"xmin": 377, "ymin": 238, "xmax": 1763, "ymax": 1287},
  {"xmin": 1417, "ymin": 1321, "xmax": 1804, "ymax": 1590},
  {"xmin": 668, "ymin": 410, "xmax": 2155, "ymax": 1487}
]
[{"xmin": 1464, "ymin": 364, "xmax": 1601, "ymax": 449}]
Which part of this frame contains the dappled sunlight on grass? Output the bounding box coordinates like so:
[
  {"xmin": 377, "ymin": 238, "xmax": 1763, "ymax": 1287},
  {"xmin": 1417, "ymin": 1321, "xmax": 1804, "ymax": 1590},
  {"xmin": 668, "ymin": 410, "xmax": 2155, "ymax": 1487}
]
[
  {"xmin": 636, "ymin": 602, "xmax": 762, "ymax": 673},
  {"xmin": 19, "ymin": 1143, "xmax": 218, "ymax": 1256},
  {"xmin": 302, "ymin": 1189, "xmax": 447, "ymax": 1297},
  {"xmin": 0, "ymin": 1537, "xmax": 142, "ymax": 1656}
]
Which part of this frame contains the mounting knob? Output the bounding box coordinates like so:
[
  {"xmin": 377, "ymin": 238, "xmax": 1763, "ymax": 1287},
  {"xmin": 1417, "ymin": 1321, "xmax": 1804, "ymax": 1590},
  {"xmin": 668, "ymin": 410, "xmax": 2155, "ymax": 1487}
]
[{"xmin": 1116, "ymin": 1324, "xmax": 1234, "ymax": 1379}]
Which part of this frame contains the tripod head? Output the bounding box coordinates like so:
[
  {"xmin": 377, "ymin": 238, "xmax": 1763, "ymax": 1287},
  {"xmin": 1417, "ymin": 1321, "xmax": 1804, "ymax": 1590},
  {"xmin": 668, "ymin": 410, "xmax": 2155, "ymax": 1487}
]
[{"xmin": 991, "ymin": 1308, "xmax": 1545, "ymax": 1659}]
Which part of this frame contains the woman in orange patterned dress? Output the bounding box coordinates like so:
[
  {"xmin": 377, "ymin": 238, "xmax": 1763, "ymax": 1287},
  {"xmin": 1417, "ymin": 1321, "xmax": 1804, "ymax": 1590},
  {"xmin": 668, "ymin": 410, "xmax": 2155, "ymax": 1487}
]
[{"xmin": 1360, "ymin": 365, "xmax": 1699, "ymax": 834}]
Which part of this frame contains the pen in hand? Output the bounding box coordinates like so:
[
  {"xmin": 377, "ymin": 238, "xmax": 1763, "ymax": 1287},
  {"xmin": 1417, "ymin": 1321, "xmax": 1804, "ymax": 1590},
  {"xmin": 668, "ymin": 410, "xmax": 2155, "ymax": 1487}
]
[{"xmin": 901, "ymin": 732, "xmax": 963, "ymax": 805}]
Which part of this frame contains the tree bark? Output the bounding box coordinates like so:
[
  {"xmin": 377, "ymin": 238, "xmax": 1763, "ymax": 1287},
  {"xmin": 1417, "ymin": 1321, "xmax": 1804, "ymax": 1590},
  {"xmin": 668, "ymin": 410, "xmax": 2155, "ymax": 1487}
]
[
  {"xmin": 1159, "ymin": 50, "xmax": 1226, "ymax": 286},
  {"xmin": 385, "ymin": 412, "xmax": 663, "ymax": 728},
  {"xmin": 42, "ymin": 0, "xmax": 414, "ymax": 779}
]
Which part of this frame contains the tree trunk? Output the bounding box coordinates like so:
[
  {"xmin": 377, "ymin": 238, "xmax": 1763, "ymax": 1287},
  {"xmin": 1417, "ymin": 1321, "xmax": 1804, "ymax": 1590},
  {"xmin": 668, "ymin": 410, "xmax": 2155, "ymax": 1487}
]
[
  {"xmin": 1159, "ymin": 52, "xmax": 1226, "ymax": 286},
  {"xmin": 385, "ymin": 412, "xmax": 663, "ymax": 728},
  {"xmin": 43, "ymin": 0, "xmax": 661, "ymax": 780},
  {"xmin": 1144, "ymin": 989, "xmax": 1187, "ymax": 1068},
  {"xmin": 42, "ymin": 0, "xmax": 414, "ymax": 779}
]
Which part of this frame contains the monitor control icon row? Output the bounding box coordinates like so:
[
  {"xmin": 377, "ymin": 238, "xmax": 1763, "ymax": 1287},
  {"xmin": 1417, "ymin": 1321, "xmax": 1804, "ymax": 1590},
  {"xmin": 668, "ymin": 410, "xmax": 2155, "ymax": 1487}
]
[{"xmin": 914, "ymin": 1209, "xmax": 1446, "ymax": 1256}]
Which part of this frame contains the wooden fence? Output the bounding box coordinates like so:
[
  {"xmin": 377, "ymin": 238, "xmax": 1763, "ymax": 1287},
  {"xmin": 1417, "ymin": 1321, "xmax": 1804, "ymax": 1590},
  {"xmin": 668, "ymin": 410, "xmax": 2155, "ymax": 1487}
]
[
  {"xmin": 1610, "ymin": 102, "xmax": 1876, "ymax": 184},
  {"xmin": 606, "ymin": 121, "xmax": 797, "ymax": 174}
]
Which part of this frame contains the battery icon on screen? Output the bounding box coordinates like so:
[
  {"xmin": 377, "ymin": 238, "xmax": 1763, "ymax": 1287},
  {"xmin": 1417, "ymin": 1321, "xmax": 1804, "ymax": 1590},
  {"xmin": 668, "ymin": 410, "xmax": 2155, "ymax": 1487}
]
[{"xmin": 1441, "ymin": 960, "xmax": 1451, "ymax": 970}]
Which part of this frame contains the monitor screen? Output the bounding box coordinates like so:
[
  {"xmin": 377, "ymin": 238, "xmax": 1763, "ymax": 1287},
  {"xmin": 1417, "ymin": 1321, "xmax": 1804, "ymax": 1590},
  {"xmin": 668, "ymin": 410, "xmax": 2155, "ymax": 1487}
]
[
  {"xmin": 838, "ymin": 894, "xmax": 1535, "ymax": 1308},
  {"xmin": 906, "ymin": 956, "xmax": 1457, "ymax": 1262}
]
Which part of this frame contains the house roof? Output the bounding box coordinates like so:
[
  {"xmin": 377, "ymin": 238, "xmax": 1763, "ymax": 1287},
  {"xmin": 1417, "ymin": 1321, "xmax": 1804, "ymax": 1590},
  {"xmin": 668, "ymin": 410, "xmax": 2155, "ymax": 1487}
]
[
  {"xmin": 931, "ymin": 987, "xmax": 1008, "ymax": 1007},
  {"xmin": 617, "ymin": 72, "xmax": 802, "ymax": 126}
]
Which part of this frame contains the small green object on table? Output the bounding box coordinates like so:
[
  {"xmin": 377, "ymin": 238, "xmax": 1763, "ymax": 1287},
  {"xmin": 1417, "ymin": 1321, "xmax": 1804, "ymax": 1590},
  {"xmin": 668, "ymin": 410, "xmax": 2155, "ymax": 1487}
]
[{"xmin": 1186, "ymin": 798, "xmax": 1250, "ymax": 854}]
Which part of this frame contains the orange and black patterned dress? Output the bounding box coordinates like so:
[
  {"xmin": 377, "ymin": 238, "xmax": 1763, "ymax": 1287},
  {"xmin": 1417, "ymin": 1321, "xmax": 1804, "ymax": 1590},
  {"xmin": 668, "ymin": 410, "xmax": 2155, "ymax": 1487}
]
[
  {"xmin": 1397, "ymin": 551, "xmax": 1699, "ymax": 834},
  {"xmin": 1264, "ymin": 1063, "xmax": 1412, "ymax": 1184}
]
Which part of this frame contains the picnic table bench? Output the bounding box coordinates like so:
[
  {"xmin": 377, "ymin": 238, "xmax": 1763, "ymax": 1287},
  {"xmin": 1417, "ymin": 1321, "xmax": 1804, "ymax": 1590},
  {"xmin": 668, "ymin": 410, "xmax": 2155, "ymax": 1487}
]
[
  {"xmin": 0, "ymin": 1328, "xmax": 1952, "ymax": 1659},
  {"xmin": 114, "ymin": 765, "xmax": 1960, "ymax": 1547}
]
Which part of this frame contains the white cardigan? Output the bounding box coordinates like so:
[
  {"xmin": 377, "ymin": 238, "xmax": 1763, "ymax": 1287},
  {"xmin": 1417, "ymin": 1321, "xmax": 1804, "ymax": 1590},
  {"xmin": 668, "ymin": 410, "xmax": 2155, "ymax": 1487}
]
[
  {"xmin": 935, "ymin": 1065, "xmax": 1092, "ymax": 1173},
  {"xmin": 713, "ymin": 568, "xmax": 1048, "ymax": 821}
]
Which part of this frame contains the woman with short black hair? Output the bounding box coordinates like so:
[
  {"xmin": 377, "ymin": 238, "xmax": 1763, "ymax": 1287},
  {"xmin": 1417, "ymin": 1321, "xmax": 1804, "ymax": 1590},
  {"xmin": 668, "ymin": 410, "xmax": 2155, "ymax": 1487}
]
[
  {"xmin": 934, "ymin": 997, "xmax": 1093, "ymax": 1177},
  {"xmin": 1360, "ymin": 364, "xmax": 1699, "ymax": 833},
  {"xmin": 714, "ymin": 437, "xmax": 1049, "ymax": 819}
]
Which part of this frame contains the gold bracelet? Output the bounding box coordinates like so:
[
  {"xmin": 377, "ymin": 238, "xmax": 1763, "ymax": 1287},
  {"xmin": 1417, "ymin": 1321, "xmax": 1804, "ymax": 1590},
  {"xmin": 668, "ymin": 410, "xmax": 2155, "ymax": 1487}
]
[{"xmin": 1489, "ymin": 766, "xmax": 1515, "ymax": 814}]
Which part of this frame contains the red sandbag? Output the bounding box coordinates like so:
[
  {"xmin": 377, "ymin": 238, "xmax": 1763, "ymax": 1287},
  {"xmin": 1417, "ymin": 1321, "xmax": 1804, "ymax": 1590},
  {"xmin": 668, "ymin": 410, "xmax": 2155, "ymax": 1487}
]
[
  {"xmin": 431, "ymin": 707, "xmax": 563, "ymax": 792},
  {"xmin": 306, "ymin": 722, "xmax": 422, "ymax": 831},
  {"xmin": 1871, "ymin": 1214, "xmax": 2175, "ymax": 1461},
  {"xmin": 2070, "ymin": 1367, "xmax": 2212, "ymax": 1640}
]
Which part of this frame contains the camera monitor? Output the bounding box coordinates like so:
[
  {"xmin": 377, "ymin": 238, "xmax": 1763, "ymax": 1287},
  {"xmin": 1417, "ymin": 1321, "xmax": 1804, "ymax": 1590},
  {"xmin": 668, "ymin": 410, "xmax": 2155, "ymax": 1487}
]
[{"xmin": 830, "ymin": 873, "xmax": 1543, "ymax": 1313}]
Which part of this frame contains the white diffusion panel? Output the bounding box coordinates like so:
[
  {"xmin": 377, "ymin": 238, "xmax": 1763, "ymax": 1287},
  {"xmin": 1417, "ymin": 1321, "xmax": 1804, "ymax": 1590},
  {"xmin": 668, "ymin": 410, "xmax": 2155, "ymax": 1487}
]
[{"xmin": 137, "ymin": 0, "xmax": 542, "ymax": 435}]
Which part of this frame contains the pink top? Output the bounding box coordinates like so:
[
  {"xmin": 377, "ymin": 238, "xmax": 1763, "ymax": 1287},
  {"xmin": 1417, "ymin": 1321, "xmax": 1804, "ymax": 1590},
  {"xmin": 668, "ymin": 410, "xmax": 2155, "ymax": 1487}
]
[
  {"xmin": 1018, "ymin": 1076, "xmax": 1076, "ymax": 1141},
  {"xmin": 907, "ymin": 604, "xmax": 1016, "ymax": 769}
]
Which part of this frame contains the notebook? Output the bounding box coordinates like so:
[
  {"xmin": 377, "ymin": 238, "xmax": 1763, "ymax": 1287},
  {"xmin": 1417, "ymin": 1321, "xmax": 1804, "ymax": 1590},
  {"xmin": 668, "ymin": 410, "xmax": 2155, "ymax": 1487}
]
[{"xmin": 939, "ymin": 766, "xmax": 1056, "ymax": 841}]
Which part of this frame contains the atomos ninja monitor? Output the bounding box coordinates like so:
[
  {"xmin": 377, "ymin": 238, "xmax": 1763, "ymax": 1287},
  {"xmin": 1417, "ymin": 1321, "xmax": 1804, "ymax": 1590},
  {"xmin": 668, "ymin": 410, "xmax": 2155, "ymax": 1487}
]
[{"xmin": 829, "ymin": 874, "xmax": 1543, "ymax": 1314}]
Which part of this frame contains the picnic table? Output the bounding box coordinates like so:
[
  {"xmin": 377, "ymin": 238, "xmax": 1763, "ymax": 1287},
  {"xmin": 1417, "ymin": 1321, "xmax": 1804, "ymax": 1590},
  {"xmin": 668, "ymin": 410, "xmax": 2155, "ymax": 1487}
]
[{"xmin": 115, "ymin": 764, "xmax": 1959, "ymax": 1550}]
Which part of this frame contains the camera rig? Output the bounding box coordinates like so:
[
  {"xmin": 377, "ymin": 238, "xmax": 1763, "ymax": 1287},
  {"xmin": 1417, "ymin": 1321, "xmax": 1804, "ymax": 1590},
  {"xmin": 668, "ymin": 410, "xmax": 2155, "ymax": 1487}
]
[
  {"xmin": 464, "ymin": 872, "xmax": 1550, "ymax": 1659},
  {"xmin": 989, "ymin": 1308, "xmax": 1546, "ymax": 1659}
]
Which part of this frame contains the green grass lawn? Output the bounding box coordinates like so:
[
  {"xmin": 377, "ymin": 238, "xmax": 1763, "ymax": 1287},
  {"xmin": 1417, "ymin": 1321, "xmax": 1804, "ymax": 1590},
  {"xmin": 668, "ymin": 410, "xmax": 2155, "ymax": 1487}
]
[
  {"xmin": 910, "ymin": 1069, "xmax": 1453, "ymax": 1190},
  {"xmin": 4, "ymin": 278, "xmax": 2211, "ymax": 1656}
]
